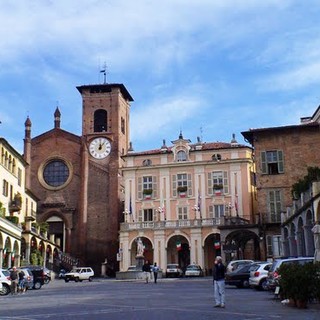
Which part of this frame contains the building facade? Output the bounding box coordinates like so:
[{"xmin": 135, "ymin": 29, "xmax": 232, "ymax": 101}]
[
  {"xmin": 242, "ymin": 107, "xmax": 320, "ymax": 259},
  {"xmin": 119, "ymin": 133, "xmax": 258, "ymax": 274},
  {"xmin": 24, "ymin": 83, "xmax": 133, "ymax": 274},
  {"xmin": 0, "ymin": 137, "xmax": 58, "ymax": 269}
]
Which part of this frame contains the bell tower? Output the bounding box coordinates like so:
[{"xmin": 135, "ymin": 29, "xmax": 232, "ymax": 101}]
[{"xmin": 76, "ymin": 83, "xmax": 133, "ymax": 271}]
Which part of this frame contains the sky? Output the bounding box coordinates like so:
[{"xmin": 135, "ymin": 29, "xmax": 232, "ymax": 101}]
[{"xmin": 1, "ymin": 0, "xmax": 320, "ymax": 153}]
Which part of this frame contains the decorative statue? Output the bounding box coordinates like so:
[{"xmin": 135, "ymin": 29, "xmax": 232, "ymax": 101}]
[
  {"xmin": 136, "ymin": 237, "xmax": 144, "ymax": 256},
  {"xmin": 312, "ymin": 221, "xmax": 320, "ymax": 262}
]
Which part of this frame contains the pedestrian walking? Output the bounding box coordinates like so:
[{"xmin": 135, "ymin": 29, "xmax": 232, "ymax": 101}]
[
  {"xmin": 18, "ymin": 269, "xmax": 26, "ymax": 294},
  {"xmin": 213, "ymin": 256, "xmax": 226, "ymax": 308},
  {"xmin": 152, "ymin": 262, "xmax": 159, "ymax": 283},
  {"xmin": 142, "ymin": 260, "xmax": 151, "ymax": 283},
  {"xmin": 9, "ymin": 266, "xmax": 18, "ymax": 295}
]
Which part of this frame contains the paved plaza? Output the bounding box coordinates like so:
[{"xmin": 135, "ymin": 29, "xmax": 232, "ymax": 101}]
[{"xmin": 0, "ymin": 277, "xmax": 319, "ymax": 320}]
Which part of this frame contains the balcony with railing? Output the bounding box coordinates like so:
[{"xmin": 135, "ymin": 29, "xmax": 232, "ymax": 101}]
[{"xmin": 120, "ymin": 217, "xmax": 222, "ymax": 231}]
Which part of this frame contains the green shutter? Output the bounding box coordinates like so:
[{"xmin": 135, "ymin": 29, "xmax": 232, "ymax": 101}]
[
  {"xmin": 223, "ymin": 171, "xmax": 229, "ymax": 194},
  {"xmin": 172, "ymin": 175, "xmax": 177, "ymax": 197},
  {"xmin": 277, "ymin": 150, "xmax": 284, "ymax": 173},
  {"xmin": 187, "ymin": 174, "xmax": 192, "ymax": 197},
  {"xmin": 208, "ymin": 172, "xmax": 213, "ymax": 195},
  {"xmin": 152, "ymin": 176, "xmax": 157, "ymax": 199},
  {"xmin": 137, "ymin": 177, "xmax": 142, "ymax": 200},
  {"xmin": 261, "ymin": 151, "xmax": 267, "ymax": 174}
]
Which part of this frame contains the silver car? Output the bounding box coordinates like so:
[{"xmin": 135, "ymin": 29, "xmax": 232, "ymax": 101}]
[{"xmin": 249, "ymin": 262, "xmax": 272, "ymax": 290}]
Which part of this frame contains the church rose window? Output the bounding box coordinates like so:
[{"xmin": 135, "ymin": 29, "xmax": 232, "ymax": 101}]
[{"xmin": 43, "ymin": 160, "xmax": 70, "ymax": 187}]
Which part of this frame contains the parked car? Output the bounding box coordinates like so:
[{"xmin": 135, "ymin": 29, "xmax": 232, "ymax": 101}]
[
  {"xmin": 127, "ymin": 266, "xmax": 138, "ymax": 271},
  {"xmin": 0, "ymin": 269, "xmax": 11, "ymax": 296},
  {"xmin": 64, "ymin": 267, "xmax": 94, "ymax": 282},
  {"xmin": 226, "ymin": 260, "xmax": 254, "ymax": 273},
  {"xmin": 225, "ymin": 263, "xmax": 256, "ymax": 288},
  {"xmin": 43, "ymin": 267, "xmax": 52, "ymax": 284},
  {"xmin": 185, "ymin": 264, "xmax": 204, "ymax": 277},
  {"xmin": 21, "ymin": 266, "xmax": 46, "ymax": 290},
  {"xmin": 249, "ymin": 262, "xmax": 272, "ymax": 290},
  {"xmin": 166, "ymin": 264, "xmax": 183, "ymax": 278},
  {"xmin": 266, "ymin": 257, "xmax": 314, "ymax": 291}
]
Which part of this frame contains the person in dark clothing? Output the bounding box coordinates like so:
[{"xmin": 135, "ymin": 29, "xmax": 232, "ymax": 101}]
[
  {"xmin": 142, "ymin": 260, "xmax": 151, "ymax": 283},
  {"xmin": 10, "ymin": 266, "xmax": 18, "ymax": 295},
  {"xmin": 18, "ymin": 270, "xmax": 26, "ymax": 294},
  {"xmin": 152, "ymin": 262, "xmax": 159, "ymax": 283},
  {"xmin": 213, "ymin": 256, "xmax": 226, "ymax": 308}
]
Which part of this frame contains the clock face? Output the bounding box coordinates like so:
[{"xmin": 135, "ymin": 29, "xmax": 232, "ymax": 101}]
[{"xmin": 89, "ymin": 137, "xmax": 111, "ymax": 159}]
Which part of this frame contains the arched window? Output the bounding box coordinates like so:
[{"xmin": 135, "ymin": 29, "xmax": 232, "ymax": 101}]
[
  {"xmin": 142, "ymin": 159, "xmax": 152, "ymax": 166},
  {"xmin": 177, "ymin": 150, "xmax": 187, "ymax": 162},
  {"xmin": 212, "ymin": 154, "xmax": 222, "ymax": 161},
  {"xmin": 94, "ymin": 109, "xmax": 108, "ymax": 132}
]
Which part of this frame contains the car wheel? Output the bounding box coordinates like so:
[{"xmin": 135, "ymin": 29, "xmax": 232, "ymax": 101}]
[
  {"xmin": 65, "ymin": 278, "xmax": 69, "ymax": 283},
  {"xmin": 242, "ymin": 280, "xmax": 250, "ymax": 288},
  {"xmin": 33, "ymin": 281, "xmax": 42, "ymax": 290},
  {"xmin": 89, "ymin": 277, "xmax": 93, "ymax": 282},
  {"xmin": 74, "ymin": 277, "xmax": 79, "ymax": 282},
  {"xmin": 0, "ymin": 284, "xmax": 10, "ymax": 296},
  {"xmin": 44, "ymin": 277, "xmax": 50, "ymax": 284}
]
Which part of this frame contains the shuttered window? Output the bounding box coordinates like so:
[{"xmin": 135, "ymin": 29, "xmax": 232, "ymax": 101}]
[{"xmin": 261, "ymin": 150, "xmax": 284, "ymax": 175}]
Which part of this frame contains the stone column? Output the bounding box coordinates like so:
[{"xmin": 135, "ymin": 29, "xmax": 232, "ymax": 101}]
[
  {"xmin": 25, "ymin": 243, "xmax": 31, "ymax": 264},
  {"xmin": 304, "ymin": 225, "xmax": 315, "ymax": 256},
  {"xmin": 288, "ymin": 236, "xmax": 297, "ymax": 256}
]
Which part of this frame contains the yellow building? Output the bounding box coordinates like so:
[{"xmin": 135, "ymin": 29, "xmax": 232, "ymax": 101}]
[
  {"xmin": 119, "ymin": 133, "xmax": 258, "ymax": 274},
  {"xmin": 0, "ymin": 137, "xmax": 59, "ymax": 269}
]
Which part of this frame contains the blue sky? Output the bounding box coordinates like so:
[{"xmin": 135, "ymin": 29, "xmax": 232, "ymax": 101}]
[{"xmin": 1, "ymin": 0, "xmax": 320, "ymax": 153}]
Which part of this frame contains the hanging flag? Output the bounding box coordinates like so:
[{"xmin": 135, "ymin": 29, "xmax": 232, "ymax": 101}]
[
  {"xmin": 197, "ymin": 189, "xmax": 202, "ymax": 219},
  {"xmin": 3, "ymin": 248, "xmax": 6, "ymax": 258},
  {"xmin": 234, "ymin": 195, "xmax": 238, "ymax": 216},
  {"xmin": 129, "ymin": 196, "xmax": 132, "ymax": 215},
  {"xmin": 214, "ymin": 241, "xmax": 221, "ymax": 250},
  {"xmin": 176, "ymin": 241, "xmax": 182, "ymax": 251},
  {"xmin": 162, "ymin": 204, "xmax": 166, "ymax": 221},
  {"xmin": 11, "ymin": 252, "xmax": 15, "ymax": 261}
]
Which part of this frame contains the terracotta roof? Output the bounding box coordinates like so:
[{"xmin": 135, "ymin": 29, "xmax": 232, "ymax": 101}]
[
  {"xmin": 242, "ymin": 121, "xmax": 320, "ymax": 144},
  {"xmin": 126, "ymin": 141, "xmax": 249, "ymax": 156}
]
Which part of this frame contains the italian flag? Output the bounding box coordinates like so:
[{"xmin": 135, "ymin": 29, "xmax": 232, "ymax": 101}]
[
  {"xmin": 214, "ymin": 241, "xmax": 221, "ymax": 249},
  {"xmin": 176, "ymin": 241, "xmax": 182, "ymax": 251}
]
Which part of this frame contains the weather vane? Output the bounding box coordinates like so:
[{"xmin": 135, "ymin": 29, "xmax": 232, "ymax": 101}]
[{"xmin": 100, "ymin": 62, "xmax": 107, "ymax": 84}]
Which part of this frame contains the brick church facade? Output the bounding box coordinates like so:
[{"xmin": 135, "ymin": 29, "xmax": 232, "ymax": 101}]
[{"xmin": 24, "ymin": 83, "xmax": 133, "ymax": 275}]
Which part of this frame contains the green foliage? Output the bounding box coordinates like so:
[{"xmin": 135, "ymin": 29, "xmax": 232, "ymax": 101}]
[
  {"xmin": 143, "ymin": 188, "xmax": 153, "ymax": 195},
  {"xmin": 279, "ymin": 262, "xmax": 320, "ymax": 302},
  {"xmin": 0, "ymin": 202, "xmax": 5, "ymax": 217},
  {"xmin": 39, "ymin": 222, "xmax": 49, "ymax": 233},
  {"xmin": 5, "ymin": 216, "xmax": 19, "ymax": 225},
  {"xmin": 291, "ymin": 166, "xmax": 320, "ymax": 199},
  {"xmin": 30, "ymin": 249, "xmax": 43, "ymax": 266},
  {"xmin": 177, "ymin": 186, "xmax": 188, "ymax": 192}
]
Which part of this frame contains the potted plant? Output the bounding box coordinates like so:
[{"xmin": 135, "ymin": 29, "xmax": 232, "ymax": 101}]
[
  {"xmin": 177, "ymin": 186, "xmax": 188, "ymax": 197},
  {"xmin": 279, "ymin": 262, "xmax": 317, "ymax": 308},
  {"xmin": 177, "ymin": 186, "xmax": 187, "ymax": 193}
]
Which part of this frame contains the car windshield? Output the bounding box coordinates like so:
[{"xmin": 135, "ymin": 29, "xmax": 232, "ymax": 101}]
[
  {"xmin": 2, "ymin": 270, "xmax": 10, "ymax": 276},
  {"xmin": 187, "ymin": 265, "xmax": 199, "ymax": 270}
]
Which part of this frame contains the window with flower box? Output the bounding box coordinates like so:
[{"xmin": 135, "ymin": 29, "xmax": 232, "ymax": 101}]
[
  {"xmin": 137, "ymin": 176, "xmax": 158, "ymax": 200},
  {"xmin": 172, "ymin": 173, "xmax": 192, "ymax": 197},
  {"xmin": 207, "ymin": 171, "xmax": 229, "ymax": 196}
]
